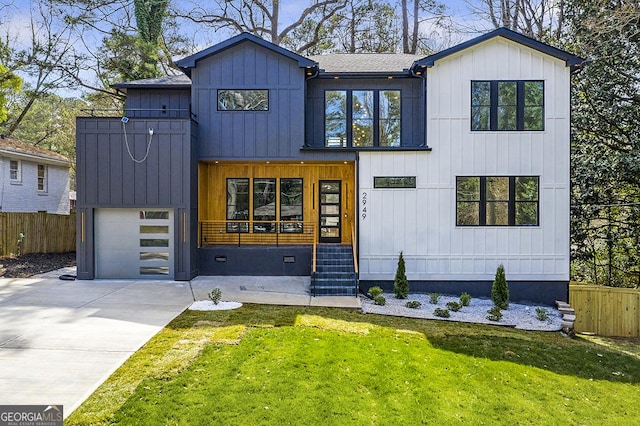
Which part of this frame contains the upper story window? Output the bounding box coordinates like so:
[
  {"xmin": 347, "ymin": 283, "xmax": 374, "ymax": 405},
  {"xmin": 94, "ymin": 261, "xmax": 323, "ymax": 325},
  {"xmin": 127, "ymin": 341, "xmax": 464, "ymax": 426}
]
[
  {"xmin": 325, "ymin": 90, "xmax": 401, "ymax": 148},
  {"xmin": 37, "ymin": 164, "xmax": 47, "ymax": 192},
  {"xmin": 471, "ymin": 81, "xmax": 544, "ymax": 131},
  {"xmin": 9, "ymin": 160, "xmax": 21, "ymax": 182},
  {"xmin": 218, "ymin": 90, "xmax": 269, "ymax": 111},
  {"xmin": 456, "ymin": 176, "xmax": 539, "ymax": 226}
]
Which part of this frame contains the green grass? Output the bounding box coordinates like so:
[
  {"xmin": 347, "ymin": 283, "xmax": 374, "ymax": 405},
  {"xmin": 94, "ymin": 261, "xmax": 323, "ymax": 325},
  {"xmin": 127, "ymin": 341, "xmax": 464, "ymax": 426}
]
[{"xmin": 67, "ymin": 305, "xmax": 640, "ymax": 425}]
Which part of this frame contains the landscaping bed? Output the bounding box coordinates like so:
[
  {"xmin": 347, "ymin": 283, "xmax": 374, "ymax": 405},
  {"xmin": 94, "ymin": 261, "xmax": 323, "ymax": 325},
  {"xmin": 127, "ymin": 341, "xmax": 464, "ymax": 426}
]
[{"xmin": 0, "ymin": 252, "xmax": 76, "ymax": 278}]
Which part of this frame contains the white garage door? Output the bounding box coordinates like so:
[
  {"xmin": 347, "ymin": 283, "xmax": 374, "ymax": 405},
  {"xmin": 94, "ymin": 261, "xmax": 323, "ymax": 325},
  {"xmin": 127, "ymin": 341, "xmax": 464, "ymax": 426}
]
[{"xmin": 95, "ymin": 208, "xmax": 174, "ymax": 279}]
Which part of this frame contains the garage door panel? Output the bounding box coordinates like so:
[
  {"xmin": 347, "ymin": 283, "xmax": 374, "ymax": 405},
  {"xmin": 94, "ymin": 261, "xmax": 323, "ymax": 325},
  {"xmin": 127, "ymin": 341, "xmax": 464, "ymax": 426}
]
[{"xmin": 95, "ymin": 208, "xmax": 174, "ymax": 279}]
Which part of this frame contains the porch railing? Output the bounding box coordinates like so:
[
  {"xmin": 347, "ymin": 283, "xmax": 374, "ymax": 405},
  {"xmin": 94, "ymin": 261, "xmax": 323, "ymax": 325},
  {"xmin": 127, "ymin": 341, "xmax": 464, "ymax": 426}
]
[{"xmin": 199, "ymin": 220, "xmax": 316, "ymax": 247}]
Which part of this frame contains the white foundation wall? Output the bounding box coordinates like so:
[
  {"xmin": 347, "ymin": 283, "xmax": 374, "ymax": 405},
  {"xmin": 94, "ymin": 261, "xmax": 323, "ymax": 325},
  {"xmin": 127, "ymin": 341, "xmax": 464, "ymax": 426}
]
[{"xmin": 358, "ymin": 38, "xmax": 570, "ymax": 282}]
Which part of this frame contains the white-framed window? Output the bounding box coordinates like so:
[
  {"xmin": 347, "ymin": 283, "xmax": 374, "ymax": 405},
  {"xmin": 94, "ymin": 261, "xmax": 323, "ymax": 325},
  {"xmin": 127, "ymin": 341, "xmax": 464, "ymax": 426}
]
[
  {"xmin": 37, "ymin": 164, "xmax": 47, "ymax": 192},
  {"xmin": 9, "ymin": 160, "xmax": 21, "ymax": 182}
]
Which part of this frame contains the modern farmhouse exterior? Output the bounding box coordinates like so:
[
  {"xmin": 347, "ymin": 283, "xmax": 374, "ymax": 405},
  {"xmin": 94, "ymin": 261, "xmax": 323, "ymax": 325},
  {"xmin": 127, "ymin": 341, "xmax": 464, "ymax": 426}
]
[
  {"xmin": 0, "ymin": 136, "xmax": 71, "ymax": 214},
  {"xmin": 75, "ymin": 28, "xmax": 583, "ymax": 304}
]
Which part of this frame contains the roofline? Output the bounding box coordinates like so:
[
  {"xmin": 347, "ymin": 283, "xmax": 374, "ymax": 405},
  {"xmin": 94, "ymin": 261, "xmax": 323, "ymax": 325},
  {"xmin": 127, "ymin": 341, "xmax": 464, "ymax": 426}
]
[
  {"xmin": 315, "ymin": 71, "xmax": 416, "ymax": 79},
  {"xmin": 0, "ymin": 149, "xmax": 71, "ymax": 167},
  {"xmin": 111, "ymin": 82, "xmax": 191, "ymax": 90},
  {"xmin": 411, "ymin": 27, "xmax": 586, "ymax": 72},
  {"xmin": 175, "ymin": 32, "xmax": 318, "ymax": 76}
]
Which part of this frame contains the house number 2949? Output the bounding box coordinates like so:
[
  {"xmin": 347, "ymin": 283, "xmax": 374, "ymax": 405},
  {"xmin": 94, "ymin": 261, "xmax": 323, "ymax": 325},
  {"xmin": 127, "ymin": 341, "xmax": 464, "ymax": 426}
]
[{"xmin": 361, "ymin": 192, "xmax": 367, "ymax": 220}]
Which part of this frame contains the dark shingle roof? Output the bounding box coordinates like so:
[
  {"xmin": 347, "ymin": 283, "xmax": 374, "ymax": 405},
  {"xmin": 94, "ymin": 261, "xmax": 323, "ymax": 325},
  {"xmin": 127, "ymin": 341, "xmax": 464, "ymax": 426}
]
[
  {"xmin": 111, "ymin": 74, "xmax": 191, "ymax": 89},
  {"xmin": 0, "ymin": 137, "xmax": 70, "ymax": 165},
  {"xmin": 309, "ymin": 53, "xmax": 423, "ymax": 74}
]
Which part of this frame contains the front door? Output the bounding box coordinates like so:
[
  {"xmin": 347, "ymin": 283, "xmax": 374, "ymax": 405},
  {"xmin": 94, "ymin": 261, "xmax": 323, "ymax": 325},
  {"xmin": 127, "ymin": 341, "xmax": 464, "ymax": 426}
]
[{"xmin": 319, "ymin": 180, "xmax": 341, "ymax": 243}]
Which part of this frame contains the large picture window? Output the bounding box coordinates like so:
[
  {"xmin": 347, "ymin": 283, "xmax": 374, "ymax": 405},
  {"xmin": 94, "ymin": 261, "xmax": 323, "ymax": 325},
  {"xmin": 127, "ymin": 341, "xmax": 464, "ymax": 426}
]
[
  {"xmin": 471, "ymin": 81, "xmax": 544, "ymax": 131},
  {"xmin": 225, "ymin": 178, "xmax": 304, "ymax": 233},
  {"xmin": 456, "ymin": 176, "xmax": 539, "ymax": 226},
  {"xmin": 218, "ymin": 90, "xmax": 269, "ymax": 111},
  {"xmin": 325, "ymin": 89, "xmax": 401, "ymax": 147}
]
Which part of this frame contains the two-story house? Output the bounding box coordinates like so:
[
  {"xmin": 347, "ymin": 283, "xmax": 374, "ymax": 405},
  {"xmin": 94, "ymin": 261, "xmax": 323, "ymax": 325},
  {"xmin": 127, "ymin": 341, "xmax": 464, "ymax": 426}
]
[
  {"xmin": 0, "ymin": 136, "xmax": 71, "ymax": 215},
  {"xmin": 75, "ymin": 28, "xmax": 583, "ymax": 304}
]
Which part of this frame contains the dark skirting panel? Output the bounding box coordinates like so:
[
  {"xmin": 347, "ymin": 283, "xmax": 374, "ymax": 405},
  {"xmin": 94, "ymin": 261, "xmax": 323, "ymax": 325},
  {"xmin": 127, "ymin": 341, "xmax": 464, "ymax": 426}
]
[
  {"xmin": 359, "ymin": 280, "xmax": 569, "ymax": 306},
  {"xmin": 198, "ymin": 245, "xmax": 313, "ymax": 276}
]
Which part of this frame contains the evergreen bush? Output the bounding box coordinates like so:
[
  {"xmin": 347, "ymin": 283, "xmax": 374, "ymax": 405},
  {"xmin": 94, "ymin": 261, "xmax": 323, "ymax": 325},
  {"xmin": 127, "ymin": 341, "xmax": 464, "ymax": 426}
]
[
  {"xmin": 491, "ymin": 264, "xmax": 509, "ymax": 310},
  {"xmin": 460, "ymin": 292, "xmax": 472, "ymax": 306},
  {"xmin": 368, "ymin": 286, "xmax": 383, "ymax": 298},
  {"xmin": 393, "ymin": 251, "xmax": 409, "ymax": 299},
  {"xmin": 374, "ymin": 295, "xmax": 386, "ymax": 305}
]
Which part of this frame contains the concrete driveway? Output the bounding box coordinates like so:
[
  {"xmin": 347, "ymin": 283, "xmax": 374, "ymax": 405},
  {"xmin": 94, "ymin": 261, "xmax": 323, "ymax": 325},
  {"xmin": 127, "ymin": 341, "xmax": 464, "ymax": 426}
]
[{"xmin": 0, "ymin": 273, "xmax": 193, "ymax": 417}]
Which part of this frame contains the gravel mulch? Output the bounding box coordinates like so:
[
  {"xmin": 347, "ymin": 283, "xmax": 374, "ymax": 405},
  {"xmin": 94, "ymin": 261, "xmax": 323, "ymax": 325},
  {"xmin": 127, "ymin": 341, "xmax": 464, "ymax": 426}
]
[
  {"xmin": 361, "ymin": 293, "xmax": 563, "ymax": 331},
  {"xmin": 0, "ymin": 252, "xmax": 76, "ymax": 278}
]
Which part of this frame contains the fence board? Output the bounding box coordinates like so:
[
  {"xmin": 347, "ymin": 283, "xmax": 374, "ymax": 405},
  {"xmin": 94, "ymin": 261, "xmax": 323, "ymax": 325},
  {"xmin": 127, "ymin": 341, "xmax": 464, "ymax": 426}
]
[
  {"xmin": 0, "ymin": 212, "xmax": 76, "ymax": 256},
  {"xmin": 570, "ymin": 285, "xmax": 640, "ymax": 338}
]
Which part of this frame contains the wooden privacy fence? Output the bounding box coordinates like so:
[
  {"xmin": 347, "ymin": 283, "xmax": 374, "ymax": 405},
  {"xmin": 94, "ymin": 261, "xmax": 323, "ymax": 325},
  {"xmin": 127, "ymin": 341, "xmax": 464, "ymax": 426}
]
[
  {"xmin": 0, "ymin": 212, "xmax": 76, "ymax": 256},
  {"xmin": 569, "ymin": 285, "xmax": 640, "ymax": 338}
]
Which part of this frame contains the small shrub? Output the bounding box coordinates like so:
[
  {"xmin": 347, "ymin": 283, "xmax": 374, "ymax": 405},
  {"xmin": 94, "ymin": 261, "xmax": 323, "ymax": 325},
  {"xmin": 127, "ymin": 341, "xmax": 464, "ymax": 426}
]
[
  {"xmin": 460, "ymin": 292, "xmax": 472, "ymax": 306},
  {"xmin": 374, "ymin": 295, "xmax": 386, "ymax": 305},
  {"xmin": 393, "ymin": 251, "xmax": 409, "ymax": 299},
  {"xmin": 368, "ymin": 286, "xmax": 383, "ymax": 298},
  {"xmin": 208, "ymin": 288, "xmax": 223, "ymax": 305},
  {"xmin": 446, "ymin": 301, "xmax": 462, "ymax": 312},
  {"xmin": 491, "ymin": 264, "xmax": 509, "ymax": 310},
  {"xmin": 429, "ymin": 293, "xmax": 441, "ymax": 304},
  {"xmin": 405, "ymin": 300, "xmax": 421, "ymax": 309},
  {"xmin": 535, "ymin": 307, "xmax": 550, "ymax": 322},
  {"xmin": 486, "ymin": 305, "xmax": 503, "ymax": 322},
  {"xmin": 433, "ymin": 308, "xmax": 450, "ymax": 318}
]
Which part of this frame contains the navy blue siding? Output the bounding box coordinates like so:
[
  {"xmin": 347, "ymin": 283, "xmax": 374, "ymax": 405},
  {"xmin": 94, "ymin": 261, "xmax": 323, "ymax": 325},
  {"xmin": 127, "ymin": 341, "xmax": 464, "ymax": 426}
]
[
  {"xmin": 124, "ymin": 89, "xmax": 191, "ymax": 118},
  {"xmin": 192, "ymin": 42, "xmax": 308, "ymax": 160}
]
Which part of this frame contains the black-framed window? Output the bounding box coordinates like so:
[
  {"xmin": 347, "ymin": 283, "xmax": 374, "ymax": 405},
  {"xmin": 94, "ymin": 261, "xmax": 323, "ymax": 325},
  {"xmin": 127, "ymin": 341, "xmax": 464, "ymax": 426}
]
[
  {"xmin": 325, "ymin": 89, "xmax": 401, "ymax": 147},
  {"xmin": 227, "ymin": 178, "xmax": 249, "ymax": 232},
  {"xmin": 471, "ymin": 81, "xmax": 544, "ymax": 131},
  {"xmin": 218, "ymin": 89, "xmax": 269, "ymax": 111},
  {"xmin": 373, "ymin": 176, "xmax": 416, "ymax": 188},
  {"xmin": 280, "ymin": 178, "xmax": 303, "ymax": 233},
  {"xmin": 456, "ymin": 176, "xmax": 539, "ymax": 226},
  {"xmin": 253, "ymin": 178, "xmax": 276, "ymax": 233}
]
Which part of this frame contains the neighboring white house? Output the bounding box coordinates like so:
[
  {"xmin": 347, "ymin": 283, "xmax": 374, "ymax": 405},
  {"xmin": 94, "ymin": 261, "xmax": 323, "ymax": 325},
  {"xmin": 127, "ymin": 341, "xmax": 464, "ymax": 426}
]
[{"xmin": 0, "ymin": 136, "xmax": 71, "ymax": 215}]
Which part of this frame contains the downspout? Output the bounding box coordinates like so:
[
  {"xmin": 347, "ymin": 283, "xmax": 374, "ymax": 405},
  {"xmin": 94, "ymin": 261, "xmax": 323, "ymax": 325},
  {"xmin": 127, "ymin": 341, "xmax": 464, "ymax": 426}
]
[{"xmin": 409, "ymin": 64, "xmax": 428, "ymax": 148}]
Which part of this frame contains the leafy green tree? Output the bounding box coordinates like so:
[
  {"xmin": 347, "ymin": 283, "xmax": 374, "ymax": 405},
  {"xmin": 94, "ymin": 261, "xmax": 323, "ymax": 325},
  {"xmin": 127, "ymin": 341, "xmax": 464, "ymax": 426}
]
[
  {"xmin": 565, "ymin": 0, "xmax": 640, "ymax": 287},
  {"xmin": 394, "ymin": 251, "xmax": 409, "ymax": 299},
  {"xmin": 491, "ymin": 264, "xmax": 509, "ymax": 309}
]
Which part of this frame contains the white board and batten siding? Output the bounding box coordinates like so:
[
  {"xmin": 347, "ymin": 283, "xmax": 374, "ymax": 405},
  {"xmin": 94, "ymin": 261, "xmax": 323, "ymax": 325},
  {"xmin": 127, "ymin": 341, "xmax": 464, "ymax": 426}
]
[{"xmin": 358, "ymin": 37, "xmax": 570, "ymax": 283}]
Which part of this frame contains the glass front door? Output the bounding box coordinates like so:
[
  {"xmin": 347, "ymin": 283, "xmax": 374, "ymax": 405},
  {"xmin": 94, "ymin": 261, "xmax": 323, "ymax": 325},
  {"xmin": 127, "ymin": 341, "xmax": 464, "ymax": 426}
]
[{"xmin": 319, "ymin": 180, "xmax": 341, "ymax": 243}]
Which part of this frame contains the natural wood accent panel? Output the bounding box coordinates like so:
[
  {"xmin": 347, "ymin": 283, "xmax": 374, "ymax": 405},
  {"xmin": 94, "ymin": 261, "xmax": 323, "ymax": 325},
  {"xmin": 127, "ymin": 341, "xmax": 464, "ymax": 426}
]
[{"xmin": 199, "ymin": 162, "xmax": 355, "ymax": 244}]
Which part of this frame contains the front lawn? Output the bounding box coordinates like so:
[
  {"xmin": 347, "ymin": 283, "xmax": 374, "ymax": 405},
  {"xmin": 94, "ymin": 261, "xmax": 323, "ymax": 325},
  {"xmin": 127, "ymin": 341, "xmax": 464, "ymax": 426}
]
[{"xmin": 67, "ymin": 305, "xmax": 640, "ymax": 425}]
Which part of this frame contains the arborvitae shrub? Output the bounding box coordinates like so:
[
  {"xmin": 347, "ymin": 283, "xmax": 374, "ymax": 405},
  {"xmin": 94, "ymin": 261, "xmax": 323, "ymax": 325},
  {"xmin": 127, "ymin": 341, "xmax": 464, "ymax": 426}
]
[
  {"xmin": 491, "ymin": 264, "xmax": 509, "ymax": 310},
  {"xmin": 393, "ymin": 251, "xmax": 409, "ymax": 299}
]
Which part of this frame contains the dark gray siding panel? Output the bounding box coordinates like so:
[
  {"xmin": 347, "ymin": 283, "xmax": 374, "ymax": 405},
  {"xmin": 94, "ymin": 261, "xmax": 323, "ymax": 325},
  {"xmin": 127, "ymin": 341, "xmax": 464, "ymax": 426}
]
[
  {"xmin": 76, "ymin": 117, "xmax": 196, "ymax": 279},
  {"xmin": 306, "ymin": 78, "xmax": 425, "ymax": 148},
  {"xmin": 124, "ymin": 89, "xmax": 191, "ymax": 118},
  {"xmin": 76, "ymin": 118, "xmax": 190, "ymax": 207},
  {"xmin": 191, "ymin": 42, "xmax": 308, "ymax": 160}
]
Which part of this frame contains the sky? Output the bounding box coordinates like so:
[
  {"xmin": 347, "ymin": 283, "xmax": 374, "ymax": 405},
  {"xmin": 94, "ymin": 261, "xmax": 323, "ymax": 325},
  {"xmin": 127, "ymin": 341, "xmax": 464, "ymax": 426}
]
[{"xmin": 1, "ymin": 0, "xmax": 486, "ymax": 98}]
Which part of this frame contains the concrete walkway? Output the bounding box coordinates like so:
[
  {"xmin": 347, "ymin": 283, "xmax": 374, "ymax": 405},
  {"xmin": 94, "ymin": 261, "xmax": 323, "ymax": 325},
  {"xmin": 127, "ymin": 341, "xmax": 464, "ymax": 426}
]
[{"xmin": 0, "ymin": 271, "xmax": 360, "ymax": 418}]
